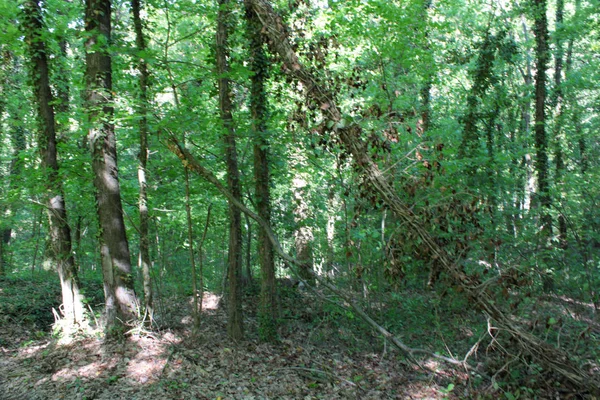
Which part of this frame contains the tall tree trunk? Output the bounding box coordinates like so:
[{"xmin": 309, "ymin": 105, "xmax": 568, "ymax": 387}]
[
  {"xmin": 292, "ymin": 173, "xmax": 314, "ymax": 285},
  {"xmin": 0, "ymin": 58, "xmax": 8, "ymax": 277},
  {"xmin": 184, "ymin": 168, "xmax": 200, "ymax": 332},
  {"xmin": 85, "ymin": 0, "xmax": 139, "ymax": 329},
  {"xmin": 217, "ymin": 0, "xmax": 244, "ymax": 341},
  {"xmin": 243, "ymin": 213, "xmax": 253, "ymax": 286},
  {"xmin": 55, "ymin": 38, "xmax": 70, "ymax": 134},
  {"xmin": 553, "ymin": 0, "xmax": 567, "ymax": 246},
  {"xmin": 132, "ymin": 0, "xmax": 153, "ymax": 320},
  {"xmin": 0, "ymin": 55, "xmax": 26, "ymax": 276},
  {"xmin": 325, "ymin": 186, "xmax": 336, "ymax": 276},
  {"xmin": 533, "ymin": 0, "xmax": 552, "ymax": 235},
  {"xmin": 23, "ymin": 0, "xmax": 86, "ymax": 327},
  {"xmin": 245, "ymin": 0, "xmax": 277, "ymax": 342},
  {"xmin": 419, "ymin": 0, "xmax": 433, "ymax": 135},
  {"xmin": 566, "ymin": 0, "xmax": 586, "ymax": 175},
  {"xmin": 520, "ymin": 16, "xmax": 535, "ymax": 213}
]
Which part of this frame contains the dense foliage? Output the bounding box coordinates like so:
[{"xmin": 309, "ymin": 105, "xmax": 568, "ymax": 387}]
[{"xmin": 1, "ymin": 0, "xmax": 599, "ymax": 396}]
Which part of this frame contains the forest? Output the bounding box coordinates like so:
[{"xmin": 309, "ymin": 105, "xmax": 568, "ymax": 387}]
[{"xmin": 0, "ymin": 0, "xmax": 599, "ymax": 398}]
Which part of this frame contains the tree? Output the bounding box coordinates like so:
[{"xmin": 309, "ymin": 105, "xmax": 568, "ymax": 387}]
[
  {"xmin": 85, "ymin": 0, "xmax": 139, "ymax": 330},
  {"xmin": 22, "ymin": 0, "xmax": 87, "ymax": 328},
  {"xmin": 244, "ymin": 0, "xmax": 277, "ymax": 341},
  {"xmin": 552, "ymin": 0, "xmax": 568, "ymax": 245},
  {"xmin": 216, "ymin": 0, "xmax": 244, "ymax": 341},
  {"xmin": 533, "ymin": 0, "xmax": 552, "ymax": 235},
  {"xmin": 0, "ymin": 50, "xmax": 27, "ymax": 276},
  {"xmin": 292, "ymin": 170, "xmax": 314, "ymax": 285},
  {"xmin": 131, "ymin": 0, "xmax": 154, "ymax": 321}
]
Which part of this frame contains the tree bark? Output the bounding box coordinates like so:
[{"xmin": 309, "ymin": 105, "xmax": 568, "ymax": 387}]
[
  {"xmin": 520, "ymin": 16, "xmax": 535, "ymax": 213},
  {"xmin": 244, "ymin": 2, "xmax": 277, "ymax": 340},
  {"xmin": 85, "ymin": 0, "xmax": 139, "ymax": 329},
  {"xmin": 132, "ymin": 0, "xmax": 153, "ymax": 320},
  {"xmin": 292, "ymin": 174, "xmax": 314, "ymax": 285},
  {"xmin": 243, "ymin": 213, "xmax": 253, "ymax": 286},
  {"xmin": 0, "ymin": 55, "xmax": 26, "ymax": 276},
  {"xmin": 533, "ymin": 0, "xmax": 552, "ymax": 235},
  {"xmin": 0, "ymin": 58, "xmax": 8, "ymax": 277},
  {"xmin": 553, "ymin": 0, "xmax": 567, "ymax": 246},
  {"xmin": 184, "ymin": 168, "xmax": 200, "ymax": 332},
  {"xmin": 217, "ymin": 0, "xmax": 244, "ymax": 341},
  {"xmin": 23, "ymin": 0, "xmax": 86, "ymax": 327}
]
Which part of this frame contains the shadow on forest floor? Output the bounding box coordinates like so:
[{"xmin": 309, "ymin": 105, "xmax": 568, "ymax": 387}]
[{"xmin": 0, "ymin": 276, "xmax": 598, "ymax": 399}]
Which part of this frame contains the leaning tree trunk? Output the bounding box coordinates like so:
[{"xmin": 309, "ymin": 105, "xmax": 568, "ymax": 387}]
[
  {"xmin": 244, "ymin": 0, "xmax": 598, "ymax": 390},
  {"xmin": 132, "ymin": 0, "xmax": 153, "ymax": 320},
  {"xmin": 217, "ymin": 0, "xmax": 244, "ymax": 341},
  {"xmin": 23, "ymin": 0, "xmax": 86, "ymax": 327},
  {"xmin": 85, "ymin": 0, "xmax": 139, "ymax": 329}
]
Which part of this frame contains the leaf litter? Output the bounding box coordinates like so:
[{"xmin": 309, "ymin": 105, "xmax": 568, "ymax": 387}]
[{"xmin": 0, "ymin": 288, "xmax": 463, "ymax": 399}]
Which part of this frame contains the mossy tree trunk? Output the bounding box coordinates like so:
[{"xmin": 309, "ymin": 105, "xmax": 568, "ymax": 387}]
[
  {"xmin": 245, "ymin": 0, "xmax": 277, "ymax": 341},
  {"xmin": 23, "ymin": 0, "xmax": 86, "ymax": 327},
  {"xmin": 217, "ymin": 0, "xmax": 244, "ymax": 341},
  {"xmin": 533, "ymin": 0, "xmax": 552, "ymax": 236}
]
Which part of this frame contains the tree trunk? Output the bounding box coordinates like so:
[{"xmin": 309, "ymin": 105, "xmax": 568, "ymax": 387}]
[
  {"xmin": 245, "ymin": 0, "xmax": 277, "ymax": 341},
  {"xmin": 0, "ymin": 60, "xmax": 8, "ymax": 276},
  {"xmin": 132, "ymin": 0, "xmax": 153, "ymax": 320},
  {"xmin": 293, "ymin": 174, "xmax": 315, "ymax": 285},
  {"xmin": 23, "ymin": 0, "xmax": 86, "ymax": 327},
  {"xmin": 325, "ymin": 186, "xmax": 336, "ymax": 276},
  {"xmin": 520, "ymin": 16, "xmax": 535, "ymax": 214},
  {"xmin": 533, "ymin": 0, "xmax": 552, "ymax": 235},
  {"xmin": 244, "ymin": 213, "xmax": 253, "ymax": 286},
  {"xmin": 217, "ymin": 0, "xmax": 244, "ymax": 341},
  {"xmin": 85, "ymin": 0, "xmax": 139, "ymax": 329},
  {"xmin": 563, "ymin": 0, "xmax": 585, "ymax": 175},
  {"xmin": 0, "ymin": 55, "xmax": 26, "ymax": 276},
  {"xmin": 553, "ymin": 0, "xmax": 567, "ymax": 246},
  {"xmin": 184, "ymin": 168, "xmax": 200, "ymax": 332}
]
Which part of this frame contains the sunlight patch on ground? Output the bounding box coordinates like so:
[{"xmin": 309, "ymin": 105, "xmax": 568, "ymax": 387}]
[
  {"xmin": 424, "ymin": 359, "xmax": 441, "ymax": 371},
  {"xmin": 51, "ymin": 339, "xmax": 117, "ymax": 381},
  {"xmin": 47, "ymin": 333, "xmax": 178, "ymax": 385},
  {"xmin": 19, "ymin": 341, "xmax": 51, "ymax": 356},
  {"xmin": 202, "ymin": 293, "xmax": 221, "ymax": 310},
  {"xmin": 52, "ymin": 357, "xmax": 117, "ymax": 381},
  {"xmin": 125, "ymin": 335, "xmax": 169, "ymax": 384},
  {"xmin": 186, "ymin": 292, "xmax": 221, "ymax": 312}
]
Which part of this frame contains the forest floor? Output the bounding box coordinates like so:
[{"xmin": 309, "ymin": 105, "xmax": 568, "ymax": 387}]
[{"xmin": 0, "ymin": 275, "xmax": 598, "ymax": 399}]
